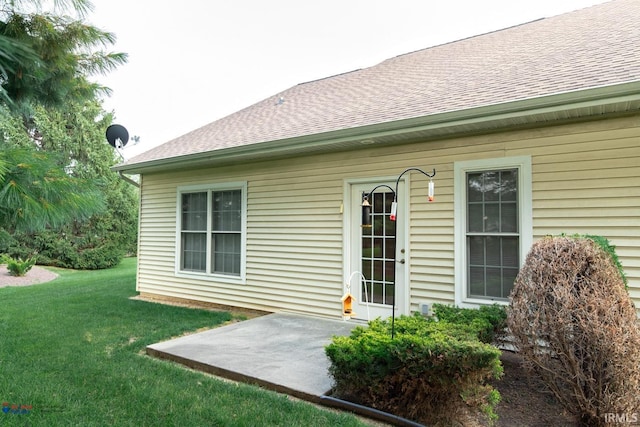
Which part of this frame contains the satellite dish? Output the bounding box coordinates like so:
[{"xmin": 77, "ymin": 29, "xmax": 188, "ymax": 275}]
[{"xmin": 106, "ymin": 124, "xmax": 129, "ymax": 149}]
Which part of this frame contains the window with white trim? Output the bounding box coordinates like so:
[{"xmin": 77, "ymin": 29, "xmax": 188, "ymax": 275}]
[
  {"xmin": 455, "ymin": 157, "xmax": 532, "ymax": 305},
  {"xmin": 177, "ymin": 183, "xmax": 246, "ymax": 279},
  {"xmin": 466, "ymin": 169, "xmax": 519, "ymax": 299}
]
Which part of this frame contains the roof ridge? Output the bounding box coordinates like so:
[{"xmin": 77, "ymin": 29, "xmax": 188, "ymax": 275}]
[
  {"xmin": 297, "ymin": 68, "xmax": 362, "ymax": 86},
  {"xmin": 389, "ymin": 18, "xmax": 546, "ymax": 61}
]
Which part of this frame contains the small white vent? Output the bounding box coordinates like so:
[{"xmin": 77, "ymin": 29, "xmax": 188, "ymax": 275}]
[{"xmin": 418, "ymin": 302, "xmax": 433, "ymax": 317}]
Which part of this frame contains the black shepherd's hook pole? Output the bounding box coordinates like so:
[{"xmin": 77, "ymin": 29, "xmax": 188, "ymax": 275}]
[
  {"xmin": 394, "ymin": 167, "xmax": 436, "ymax": 198},
  {"xmin": 362, "ymin": 168, "xmax": 436, "ymax": 339}
]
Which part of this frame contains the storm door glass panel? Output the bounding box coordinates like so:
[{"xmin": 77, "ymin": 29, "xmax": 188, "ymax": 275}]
[
  {"xmin": 211, "ymin": 190, "xmax": 242, "ymax": 275},
  {"xmin": 181, "ymin": 192, "xmax": 207, "ymax": 271},
  {"xmin": 362, "ymin": 191, "xmax": 396, "ymax": 305},
  {"xmin": 466, "ymin": 169, "xmax": 519, "ymax": 299}
]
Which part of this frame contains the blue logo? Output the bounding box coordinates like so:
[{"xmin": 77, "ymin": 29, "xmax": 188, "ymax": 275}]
[{"xmin": 2, "ymin": 402, "xmax": 31, "ymax": 414}]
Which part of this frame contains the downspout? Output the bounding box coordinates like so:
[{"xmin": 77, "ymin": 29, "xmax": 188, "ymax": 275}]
[{"xmin": 118, "ymin": 170, "xmax": 140, "ymax": 188}]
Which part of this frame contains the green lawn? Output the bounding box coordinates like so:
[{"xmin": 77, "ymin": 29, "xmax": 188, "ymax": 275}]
[{"xmin": 0, "ymin": 258, "xmax": 368, "ymax": 426}]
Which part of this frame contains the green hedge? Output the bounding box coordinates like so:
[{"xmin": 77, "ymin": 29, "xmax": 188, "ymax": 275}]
[
  {"xmin": 325, "ymin": 313, "xmax": 503, "ymax": 425},
  {"xmin": 432, "ymin": 303, "xmax": 507, "ymax": 343},
  {"xmin": 5, "ymin": 228, "xmax": 125, "ymax": 270}
]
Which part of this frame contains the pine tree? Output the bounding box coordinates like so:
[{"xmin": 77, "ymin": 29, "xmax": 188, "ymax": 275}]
[{"xmin": 0, "ymin": 0, "xmax": 135, "ymax": 268}]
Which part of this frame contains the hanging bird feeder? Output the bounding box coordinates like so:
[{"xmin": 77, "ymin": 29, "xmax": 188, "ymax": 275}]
[{"xmin": 341, "ymin": 292, "xmax": 356, "ymax": 318}]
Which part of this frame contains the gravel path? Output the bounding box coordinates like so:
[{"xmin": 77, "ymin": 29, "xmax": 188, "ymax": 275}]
[{"xmin": 0, "ymin": 265, "xmax": 59, "ymax": 287}]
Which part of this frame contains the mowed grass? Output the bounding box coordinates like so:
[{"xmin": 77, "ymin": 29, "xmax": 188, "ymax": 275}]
[{"xmin": 0, "ymin": 258, "xmax": 368, "ymax": 426}]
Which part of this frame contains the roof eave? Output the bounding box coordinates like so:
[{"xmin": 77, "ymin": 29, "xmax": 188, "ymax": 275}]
[{"xmin": 113, "ymin": 81, "xmax": 640, "ymax": 174}]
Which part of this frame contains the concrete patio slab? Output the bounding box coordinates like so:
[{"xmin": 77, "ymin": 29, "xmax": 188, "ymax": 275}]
[{"xmin": 146, "ymin": 312, "xmax": 359, "ymax": 402}]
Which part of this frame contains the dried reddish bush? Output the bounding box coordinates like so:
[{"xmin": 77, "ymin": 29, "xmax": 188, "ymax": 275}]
[{"xmin": 507, "ymin": 236, "xmax": 640, "ymax": 426}]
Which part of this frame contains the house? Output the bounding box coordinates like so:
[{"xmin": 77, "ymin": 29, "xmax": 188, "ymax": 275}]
[{"xmin": 114, "ymin": 0, "xmax": 640, "ymax": 320}]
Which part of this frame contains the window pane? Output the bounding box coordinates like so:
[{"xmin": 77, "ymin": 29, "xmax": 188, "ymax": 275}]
[
  {"xmin": 373, "ymin": 238, "xmax": 384, "ymax": 258},
  {"xmin": 468, "ymin": 204, "xmax": 484, "ymax": 232},
  {"xmin": 384, "ymin": 261, "xmax": 395, "ymax": 283},
  {"xmin": 467, "ymin": 169, "xmax": 519, "ymax": 231},
  {"xmin": 373, "ymin": 260, "xmax": 383, "ymax": 281},
  {"xmin": 181, "ymin": 233, "xmax": 206, "ymax": 271},
  {"xmin": 373, "ymin": 215, "xmax": 384, "ymax": 236},
  {"xmin": 213, "ymin": 190, "xmax": 241, "ymax": 232},
  {"xmin": 485, "ymin": 267, "xmax": 502, "ymax": 297},
  {"xmin": 385, "ymin": 238, "xmax": 395, "ymax": 259},
  {"xmin": 468, "ymin": 236, "xmax": 520, "ymax": 299},
  {"xmin": 502, "ymin": 237, "xmax": 519, "ymax": 267},
  {"xmin": 482, "ymin": 172, "xmax": 500, "ymax": 201},
  {"xmin": 469, "ymin": 236, "xmax": 485, "ymax": 265},
  {"xmin": 182, "ymin": 192, "xmax": 207, "ymax": 231},
  {"xmin": 501, "ymin": 170, "xmax": 518, "ymax": 201},
  {"xmin": 385, "ymin": 217, "xmax": 396, "ymax": 236},
  {"xmin": 501, "ymin": 202, "xmax": 518, "ymax": 232},
  {"xmin": 486, "ymin": 237, "xmax": 501, "ymax": 266},
  {"xmin": 484, "ymin": 203, "xmax": 500, "ymax": 232},
  {"xmin": 362, "ymin": 237, "xmax": 372, "ymax": 258},
  {"xmin": 362, "ymin": 260, "xmax": 372, "ymax": 280},
  {"xmin": 469, "ymin": 267, "xmax": 485, "ymax": 296},
  {"xmin": 467, "ymin": 173, "xmax": 484, "ymax": 202},
  {"xmin": 373, "ymin": 192, "xmax": 384, "ymax": 213},
  {"xmin": 467, "ymin": 236, "xmax": 520, "ymax": 298},
  {"xmin": 212, "ymin": 233, "xmax": 241, "ymax": 275},
  {"xmin": 372, "ymin": 282, "xmax": 384, "ymax": 304}
]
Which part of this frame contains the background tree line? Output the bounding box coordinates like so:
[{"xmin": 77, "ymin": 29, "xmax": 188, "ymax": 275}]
[{"xmin": 0, "ymin": 0, "xmax": 137, "ymax": 269}]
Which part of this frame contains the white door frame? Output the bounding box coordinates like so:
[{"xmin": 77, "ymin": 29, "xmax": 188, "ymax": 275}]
[{"xmin": 343, "ymin": 177, "xmax": 410, "ymax": 321}]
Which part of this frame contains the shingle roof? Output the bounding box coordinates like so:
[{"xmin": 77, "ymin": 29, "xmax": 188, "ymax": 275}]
[{"xmin": 120, "ymin": 0, "xmax": 640, "ymax": 170}]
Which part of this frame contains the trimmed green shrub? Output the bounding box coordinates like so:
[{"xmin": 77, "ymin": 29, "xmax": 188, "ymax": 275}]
[
  {"xmin": 2, "ymin": 255, "xmax": 36, "ymax": 276},
  {"xmin": 508, "ymin": 236, "xmax": 640, "ymax": 426},
  {"xmin": 432, "ymin": 303, "xmax": 507, "ymax": 343},
  {"xmin": 325, "ymin": 314, "xmax": 503, "ymax": 425}
]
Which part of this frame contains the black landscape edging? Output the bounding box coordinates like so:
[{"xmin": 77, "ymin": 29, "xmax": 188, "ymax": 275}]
[{"xmin": 319, "ymin": 395, "xmax": 426, "ymax": 427}]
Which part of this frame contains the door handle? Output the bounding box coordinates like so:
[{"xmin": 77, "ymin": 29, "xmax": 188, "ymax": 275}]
[{"xmin": 397, "ymin": 259, "xmax": 405, "ymax": 264}]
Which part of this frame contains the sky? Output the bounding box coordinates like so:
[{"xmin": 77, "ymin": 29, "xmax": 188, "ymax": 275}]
[{"xmin": 86, "ymin": 0, "xmax": 609, "ymax": 158}]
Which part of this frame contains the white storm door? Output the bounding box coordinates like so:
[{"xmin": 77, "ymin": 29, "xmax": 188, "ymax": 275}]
[{"xmin": 349, "ymin": 181, "xmax": 407, "ymax": 321}]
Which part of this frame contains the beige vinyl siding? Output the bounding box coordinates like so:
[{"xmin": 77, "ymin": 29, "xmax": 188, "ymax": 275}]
[
  {"xmin": 525, "ymin": 121, "xmax": 640, "ymax": 311},
  {"xmin": 139, "ymin": 163, "xmax": 349, "ymax": 317},
  {"xmin": 247, "ymin": 167, "xmax": 344, "ymax": 317},
  {"xmin": 408, "ymin": 170, "xmax": 455, "ymax": 305},
  {"xmin": 137, "ymin": 153, "xmax": 430, "ymax": 317},
  {"xmin": 520, "ymin": 118, "xmax": 639, "ymax": 314},
  {"xmin": 136, "ymin": 114, "xmax": 640, "ymax": 318}
]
